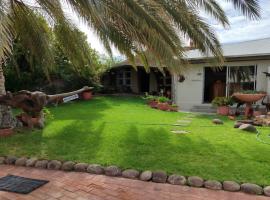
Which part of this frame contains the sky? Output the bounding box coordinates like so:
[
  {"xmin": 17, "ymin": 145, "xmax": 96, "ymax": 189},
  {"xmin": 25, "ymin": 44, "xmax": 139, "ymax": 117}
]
[{"xmin": 64, "ymin": 0, "xmax": 270, "ymax": 56}]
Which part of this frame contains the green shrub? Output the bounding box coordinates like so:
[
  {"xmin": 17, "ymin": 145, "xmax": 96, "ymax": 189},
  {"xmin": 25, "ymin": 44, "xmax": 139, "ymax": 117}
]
[
  {"xmin": 43, "ymin": 107, "xmax": 54, "ymax": 120},
  {"xmin": 211, "ymin": 97, "xmax": 234, "ymax": 107},
  {"xmin": 158, "ymin": 96, "xmax": 170, "ymax": 103},
  {"xmin": 143, "ymin": 93, "xmax": 158, "ymax": 102}
]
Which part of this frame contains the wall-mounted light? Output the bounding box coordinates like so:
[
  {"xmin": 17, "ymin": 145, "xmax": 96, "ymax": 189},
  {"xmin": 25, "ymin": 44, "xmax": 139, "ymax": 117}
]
[{"xmin": 178, "ymin": 75, "xmax": 185, "ymax": 82}]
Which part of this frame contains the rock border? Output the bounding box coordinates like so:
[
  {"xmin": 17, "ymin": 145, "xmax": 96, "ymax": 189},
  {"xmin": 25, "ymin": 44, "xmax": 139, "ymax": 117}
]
[{"xmin": 0, "ymin": 155, "xmax": 268, "ymax": 197}]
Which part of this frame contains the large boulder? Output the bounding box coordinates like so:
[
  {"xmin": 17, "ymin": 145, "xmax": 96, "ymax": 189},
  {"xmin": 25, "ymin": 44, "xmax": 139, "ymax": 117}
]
[
  {"xmin": 140, "ymin": 171, "xmax": 152, "ymax": 181},
  {"xmin": 239, "ymin": 124, "xmax": 257, "ymax": 133},
  {"xmin": 35, "ymin": 160, "xmax": 48, "ymax": 169},
  {"xmin": 122, "ymin": 169, "xmax": 140, "ymax": 179},
  {"xmin": 105, "ymin": 166, "xmax": 122, "ymax": 177},
  {"xmin": 26, "ymin": 158, "xmax": 38, "ymax": 167},
  {"xmin": 234, "ymin": 122, "xmax": 243, "ymax": 128},
  {"xmin": 167, "ymin": 174, "xmax": 186, "ymax": 185},
  {"xmin": 263, "ymin": 186, "xmax": 270, "ymax": 196},
  {"xmin": 187, "ymin": 176, "xmax": 204, "ymax": 187},
  {"xmin": 61, "ymin": 161, "xmax": 75, "ymax": 171},
  {"xmin": 241, "ymin": 183, "xmax": 263, "ymax": 195},
  {"xmin": 87, "ymin": 164, "xmax": 104, "ymax": 174},
  {"xmin": 74, "ymin": 163, "xmax": 88, "ymax": 172},
  {"xmin": 47, "ymin": 160, "xmax": 62, "ymax": 170},
  {"xmin": 152, "ymin": 171, "xmax": 167, "ymax": 183},
  {"xmin": 15, "ymin": 157, "xmax": 28, "ymax": 166},
  {"xmin": 5, "ymin": 155, "xmax": 17, "ymax": 165},
  {"xmin": 223, "ymin": 181, "xmax": 240, "ymax": 192},
  {"xmin": 204, "ymin": 180, "xmax": 222, "ymax": 190}
]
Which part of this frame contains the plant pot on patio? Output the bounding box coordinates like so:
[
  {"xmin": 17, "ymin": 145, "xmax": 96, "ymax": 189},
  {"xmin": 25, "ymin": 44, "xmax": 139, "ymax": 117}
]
[
  {"xmin": 81, "ymin": 91, "xmax": 93, "ymax": 100},
  {"xmin": 0, "ymin": 127, "xmax": 13, "ymax": 137},
  {"xmin": 212, "ymin": 97, "xmax": 234, "ymax": 116},
  {"xmin": 217, "ymin": 106, "xmax": 230, "ymax": 116}
]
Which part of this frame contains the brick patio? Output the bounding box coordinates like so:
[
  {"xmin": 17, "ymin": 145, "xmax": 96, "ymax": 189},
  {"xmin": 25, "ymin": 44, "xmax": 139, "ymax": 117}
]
[{"xmin": 0, "ymin": 165, "xmax": 268, "ymax": 200}]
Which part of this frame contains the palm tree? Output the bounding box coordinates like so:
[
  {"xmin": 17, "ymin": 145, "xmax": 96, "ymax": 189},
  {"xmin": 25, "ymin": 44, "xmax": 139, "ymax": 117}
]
[{"xmin": 0, "ymin": 0, "xmax": 260, "ymax": 128}]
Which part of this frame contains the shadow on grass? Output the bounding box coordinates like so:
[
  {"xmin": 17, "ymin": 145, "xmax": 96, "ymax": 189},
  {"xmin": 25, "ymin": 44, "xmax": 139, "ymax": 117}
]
[
  {"xmin": 0, "ymin": 98, "xmax": 111, "ymax": 161},
  {"xmin": 1, "ymin": 96, "xmax": 270, "ymax": 185}
]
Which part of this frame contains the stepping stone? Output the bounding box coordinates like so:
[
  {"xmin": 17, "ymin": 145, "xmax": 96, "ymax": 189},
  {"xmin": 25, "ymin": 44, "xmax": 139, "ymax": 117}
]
[
  {"xmin": 177, "ymin": 120, "xmax": 192, "ymax": 124},
  {"xmin": 171, "ymin": 130, "xmax": 189, "ymax": 134},
  {"xmin": 173, "ymin": 124, "xmax": 188, "ymax": 126}
]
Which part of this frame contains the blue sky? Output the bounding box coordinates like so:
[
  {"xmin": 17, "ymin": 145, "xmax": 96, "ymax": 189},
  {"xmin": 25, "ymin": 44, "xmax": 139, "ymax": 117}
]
[
  {"xmin": 213, "ymin": 0, "xmax": 270, "ymax": 44},
  {"xmin": 70, "ymin": 0, "xmax": 270, "ymax": 55}
]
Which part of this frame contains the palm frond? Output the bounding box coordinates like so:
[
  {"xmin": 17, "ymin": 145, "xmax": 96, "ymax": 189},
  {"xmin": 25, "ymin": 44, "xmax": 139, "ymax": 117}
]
[
  {"xmin": 0, "ymin": 1, "xmax": 13, "ymax": 64},
  {"xmin": 225, "ymin": 0, "xmax": 260, "ymax": 19},
  {"xmin": 0, "ymin": 0, "xmax": 262, "ymax": 76},
  {"xmin": 10, "ymin": 0, "xmax": 54, "ymax": 79}
]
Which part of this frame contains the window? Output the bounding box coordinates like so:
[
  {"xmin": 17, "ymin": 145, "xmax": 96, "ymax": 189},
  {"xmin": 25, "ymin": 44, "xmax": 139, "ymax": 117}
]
[
  {"xmin": 117, "ymin": 69, "xmax": 131, "ymax": 86},
  {"xmin": 227, "ymin": 65, "xmax": 257, "ymax": 95}
]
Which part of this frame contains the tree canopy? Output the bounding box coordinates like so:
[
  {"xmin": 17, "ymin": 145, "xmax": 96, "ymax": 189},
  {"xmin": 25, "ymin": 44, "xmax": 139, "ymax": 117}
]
[{"xmin": 0, "ymin": 0, "xmax": 260, "ymax": 74}]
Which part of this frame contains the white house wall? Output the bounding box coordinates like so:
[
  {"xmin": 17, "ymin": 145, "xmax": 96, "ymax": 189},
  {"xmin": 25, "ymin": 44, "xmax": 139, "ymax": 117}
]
[
  {"xmin": 174, "ymin": 64, "xmax": 204, "ymax": 111},
  {"xmin": 174, "ymin": 60, "xmax": 270, "ymax": 111}
]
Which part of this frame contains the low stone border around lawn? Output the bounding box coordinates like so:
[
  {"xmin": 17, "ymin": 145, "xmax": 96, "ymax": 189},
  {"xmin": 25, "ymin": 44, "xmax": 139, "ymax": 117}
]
[{"xmin": 0, "ymin": 155, "xmax": 269, "ymax": 197}]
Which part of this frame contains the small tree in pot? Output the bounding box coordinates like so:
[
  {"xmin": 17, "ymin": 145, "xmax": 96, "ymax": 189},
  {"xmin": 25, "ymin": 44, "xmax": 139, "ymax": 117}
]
[{"xmin": 212, "ymin": 97, "xmax": 234, "ymax": 116}]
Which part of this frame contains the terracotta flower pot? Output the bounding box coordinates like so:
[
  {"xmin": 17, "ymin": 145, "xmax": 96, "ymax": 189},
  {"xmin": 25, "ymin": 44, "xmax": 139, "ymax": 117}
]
[
  {"xmin": 157, "ymin": 103, "xmax": 170, "ymax": 111},
  {"xmin": 217, "ymin": 106, "xmax": 230, "ymax": 116},
  {"xmin": 232, "ymin": 93, "xmax": 266, "ymax": 103},
  {"xmin": 0, "ymin": 128, "xmax": 13, "ymax": 137},
  {"xmin": 82, "ymin": 91, "xmax": 93, "ymax": 100}
]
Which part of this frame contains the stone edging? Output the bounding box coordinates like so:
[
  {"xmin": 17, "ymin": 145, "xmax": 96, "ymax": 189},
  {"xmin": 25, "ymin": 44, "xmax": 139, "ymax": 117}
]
[{"xmin": 0, "ymin": 155, "xmax": 269, "ymax": 197}]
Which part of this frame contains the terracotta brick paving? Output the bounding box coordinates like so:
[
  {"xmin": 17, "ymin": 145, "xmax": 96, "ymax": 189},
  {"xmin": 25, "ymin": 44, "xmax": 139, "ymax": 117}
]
[{"xmin": 0, "ymin": 165, "xmax": 267, "ymax": 200}]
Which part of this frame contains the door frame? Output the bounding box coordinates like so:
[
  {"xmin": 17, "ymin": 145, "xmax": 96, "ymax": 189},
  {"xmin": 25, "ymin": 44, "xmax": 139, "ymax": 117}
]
[{"xmin": 202, "ymin": 66, "xmax": 227, "ymax": 103}]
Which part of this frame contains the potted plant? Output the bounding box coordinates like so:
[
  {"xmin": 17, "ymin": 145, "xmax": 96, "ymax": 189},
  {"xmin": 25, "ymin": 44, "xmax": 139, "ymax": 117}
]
[
  {"xmin": 81, "ymin": 90, "xmax": 93, "ymax": 100},
  {"xmin": 212, "ymin": 97, "xmax": 234, "ymax": 116},
  {"xmin": 157, "ymin": 96, "xmax": 170, "ymax": 111}
]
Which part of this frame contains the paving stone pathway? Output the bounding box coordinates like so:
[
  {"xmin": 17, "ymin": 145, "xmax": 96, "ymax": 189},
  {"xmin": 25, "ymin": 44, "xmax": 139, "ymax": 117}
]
[{"xmin": 0, "ymin": 165, "xmax": 268, "ymax": 200}]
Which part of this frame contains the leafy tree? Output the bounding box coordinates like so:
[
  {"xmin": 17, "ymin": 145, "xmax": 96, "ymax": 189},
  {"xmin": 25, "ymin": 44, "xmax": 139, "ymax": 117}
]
[
  {"xmin": 0, "ymin": 0, "xmax": 261, "ymax": 128},
  {"xmin": 5, "ymin": 13, "xmax": 105, "ymax": 93}
]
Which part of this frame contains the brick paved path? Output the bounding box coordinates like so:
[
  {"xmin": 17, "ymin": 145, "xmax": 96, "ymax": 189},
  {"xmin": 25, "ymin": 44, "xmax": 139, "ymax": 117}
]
[{"xmin": 0, "ymin": 165, "xmax": 267, "ymax": 200}]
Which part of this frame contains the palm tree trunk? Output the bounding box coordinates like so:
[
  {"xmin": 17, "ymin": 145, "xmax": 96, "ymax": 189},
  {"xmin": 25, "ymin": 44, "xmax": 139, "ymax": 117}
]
[{"xmin": 0, "ymin": 65, "xmax": 17, "ymax": 129}]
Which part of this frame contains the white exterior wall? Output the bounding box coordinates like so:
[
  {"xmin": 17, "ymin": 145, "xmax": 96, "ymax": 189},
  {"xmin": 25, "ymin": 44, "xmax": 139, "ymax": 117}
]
[
  {"xmin": 174, "ymin": 65, "xmax": 204, "ymax": 111},
  {"xmin": 174, "ymin": 60, "xmax": 270, "ymax": 111}
]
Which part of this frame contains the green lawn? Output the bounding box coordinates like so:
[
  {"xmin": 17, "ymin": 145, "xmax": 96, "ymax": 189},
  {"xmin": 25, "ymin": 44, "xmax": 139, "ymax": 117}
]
[{"xmin": 1, "ymin": 96, "xmax": 270, "ymax": 185}]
